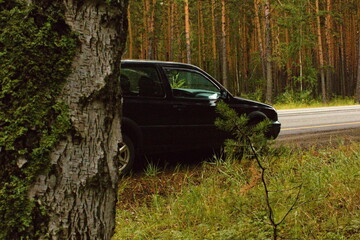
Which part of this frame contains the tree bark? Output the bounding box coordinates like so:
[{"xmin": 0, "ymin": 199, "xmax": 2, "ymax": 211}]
[
  {"xmin": 128, "ymin": 4, "xmax": 133, "ymax": 59},
  {"xmin": 148, "ymin": 0, "xmax": 156, "ymax": 59},
  {"xmin": 197, "ymin": 1, "xmax": 205, "ymax": 68},
  {"xmin": 211, "ymin": 0, "xmax": 218, "ymax": 78},
  {"xmin": 316, "ymin": 0, "xmax": 327, "ymax": 103},
  {"xmin": 264, "ymin": 0, "xmax": 273, "ymax": 103},
  {"xmin": 340, "ymin": 24, "xmax": 346, "ymax": 96},
  {"xmin": 356, "ymin": 30, "xmax": 360, "ymax": 103},
  {"xmin": 254, "ymin": 0, "xmax": 266, "ymax": 80},
  {"xmin": 221, "ymin": 0, "xmax": 229, "ymax": 89},
  {"xmin": 167, "ymin": 0, "xmax": 174, "ymax": 61},
  {"xmin": 28, "ymin": 0, "xmax": 128, "ymax": 239},
  {"xmin": 325, "ymin": 0, "xmax": 333, "ymax": 98},
  {"xmin": 184, "ymin": 0, "xmax": 191, "ymax": 63},
  {"xmin": 143, "ymin": 0, "xmax": 155, "ymax": 59}
]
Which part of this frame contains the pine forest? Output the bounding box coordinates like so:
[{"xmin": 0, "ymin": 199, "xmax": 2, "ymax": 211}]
[{"xmin": 125, "ymin": 0, "xmax": 360, "ymax": 103}]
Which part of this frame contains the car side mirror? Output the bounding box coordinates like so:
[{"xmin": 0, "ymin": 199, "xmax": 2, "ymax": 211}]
[{"xmin": 219, "ymin": 88, "xmax": 228, "ymax": 100}]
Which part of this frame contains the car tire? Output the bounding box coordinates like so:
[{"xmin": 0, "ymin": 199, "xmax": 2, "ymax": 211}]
[
  {"xmin": 118, "ymin": 134, "xmax": 135, "ymax": 175},
  {"xmin": 248, "ymin": 112, "xmax": 267, "ymax": 126}
]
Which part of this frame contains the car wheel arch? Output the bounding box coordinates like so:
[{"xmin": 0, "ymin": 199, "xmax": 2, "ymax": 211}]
[
  {"xmin": 247, "ymin": 111, "xmax": 268, "ymax": 125},
  {"xmin": 121, "ymin": 117, "xmax": 143, "ymax": 154}
]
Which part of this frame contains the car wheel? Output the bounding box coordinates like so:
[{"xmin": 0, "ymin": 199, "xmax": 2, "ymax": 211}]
[
  {"xmin": 118, "ymin": 135, "xmax": 135, "ymax": 175},
  {"xmin": 248, "ymin": 112, "xmax": 267, "ymax": 126}
]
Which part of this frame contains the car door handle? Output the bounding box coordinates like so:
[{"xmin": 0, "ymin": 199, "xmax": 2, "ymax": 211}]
[{"xmin": 173, "ymin": 104, "xmax": 186, "ymax": 111}]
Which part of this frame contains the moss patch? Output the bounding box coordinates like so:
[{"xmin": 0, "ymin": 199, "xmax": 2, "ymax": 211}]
[{"xmin": 0, "ymin": 0, "xmax": 77, "ymax": 238}]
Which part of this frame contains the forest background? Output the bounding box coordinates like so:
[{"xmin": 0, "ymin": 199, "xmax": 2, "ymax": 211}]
[{"xmin": 125, "ymin": 0, "xmax": 360, "ymax": 104}]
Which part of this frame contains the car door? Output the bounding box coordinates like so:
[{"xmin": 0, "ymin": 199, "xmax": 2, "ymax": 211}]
[
  {"xmin": 121, "ymin": 64, "xmax": 175, "ymax": 153},
  {"xmin": 162, "ymin": 67, "xmax": 225, "ymax": 151}
]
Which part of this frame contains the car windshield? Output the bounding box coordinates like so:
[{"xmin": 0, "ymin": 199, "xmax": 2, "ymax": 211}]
[{"xmin": 164, "ymin": 68, "xmax": 220, "ymax": 99}]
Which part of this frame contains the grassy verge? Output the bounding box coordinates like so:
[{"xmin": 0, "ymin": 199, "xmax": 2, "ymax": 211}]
[
  {"xmin": 114, "ymin": 142, "xmax": 360, "ymax": 240},
  {"xmin": 274, "ymin": 97, "xmax": 357, "ymax": 110}
]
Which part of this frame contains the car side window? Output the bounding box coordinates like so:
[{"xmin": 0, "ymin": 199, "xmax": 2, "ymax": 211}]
[
  {"xmin": 164, "ymin": 68, "xmax": 220, "ymax": 99},
  {"xmin": 120, "ymin": 67, "xmax": 165, "ymax": 97}
]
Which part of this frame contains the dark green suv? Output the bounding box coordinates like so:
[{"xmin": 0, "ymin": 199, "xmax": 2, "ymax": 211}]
[{"xmin": 118, "ymin": 60, "xmax": 281, "ymax": 174}]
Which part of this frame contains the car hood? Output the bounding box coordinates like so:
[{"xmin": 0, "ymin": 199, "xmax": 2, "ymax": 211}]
[
  {"xmin": 228, "ymin": 96, "xmax": 278, "ymax": 121},
  {"xmin": 232, "ymin": 96, "xmax": 275, "ymax": 110}
]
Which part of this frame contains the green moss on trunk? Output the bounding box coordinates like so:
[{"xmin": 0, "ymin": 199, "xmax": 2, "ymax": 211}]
[{"xmin": 0, "ymin": 0, "xmax": 77, "ymax": 238}]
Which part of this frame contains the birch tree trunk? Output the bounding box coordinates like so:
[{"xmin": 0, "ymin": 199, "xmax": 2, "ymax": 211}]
[{"xmin": 28, "ymin": 0, "xmax": 128, "ymax": 239}]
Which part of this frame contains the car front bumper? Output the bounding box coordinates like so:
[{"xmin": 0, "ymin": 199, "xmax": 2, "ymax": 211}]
[{"xmin": 267, "ymin": 121, "xmax": 281, "ymax": 139}]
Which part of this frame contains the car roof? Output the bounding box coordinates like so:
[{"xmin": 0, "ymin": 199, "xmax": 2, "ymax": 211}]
[{"xmin": 121, "ymin": 59, "xmax": 199, "ymax": 70}]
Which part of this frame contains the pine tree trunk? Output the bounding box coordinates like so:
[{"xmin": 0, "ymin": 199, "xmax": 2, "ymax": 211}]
[
  {"xmin": 28, "ymin": 0, "xmax": 128, "ymax": 239},
  {"xmin": 241, "ymin": 13, "xmax": 250, "ymax": 89},
  {"xmin": 167, "ymin": 0, "xmax": 174, "ymax": 61},
  {"xmin": 298, "ymin": 22, "xmax": 304, "ymax": 92},
  {"xmin": 264, "ymin": 0, "xmax": 273, "ymax": 103},
  {"xmin": 147, "ymin": 0, "xmax": 156, "ymax": 59},
  {"xmin": 356, "ymin": 31, "xmax": 360, "ymax": 103},
  {"xmin": 128, "ymin": 5, "xmax": 133, "ymax": 59},
  {"xmin": 184, "ymin": 0, "xmax": 191, "ymax": 63},
  {"xmin": 143, "ymin": 0, "xmax": 149, "ymax": 59},
  {"xmin": 285, "ymin": 27, "xmax": 292, "ymax": 88},
  {"xmin": 325, "ymin": 0, "xmax": 333, "ymax": 98},
  {"xmin": 197, "ymin": 1, "xmax": 205, "ymax": 68},
  {"xmin": 254, "ymin": 0, "xmax": 266, "ymax": 80},
  {"xmin": 316, "ymin": 0, "xmax": 327, "ymax": 103},
  {"xmin": 340, "ymin": 25, "xmax": 346, "ymax": 96},
  {"xmin": 211, "ymin": 0, "xmax": 218, "ymax": 78},
  {"xmin": 221, "ymin": 0, "xmax": 229, "ymax": 89}
]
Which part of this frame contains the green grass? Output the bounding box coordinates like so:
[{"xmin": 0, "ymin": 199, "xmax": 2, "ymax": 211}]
[
  {"xmin": 114, "ymin": 142, "xmax": 360, "ymax": 239},
  {"xmin": 274, "ymin": 97, "xmax": 357, "ymax": 110}
]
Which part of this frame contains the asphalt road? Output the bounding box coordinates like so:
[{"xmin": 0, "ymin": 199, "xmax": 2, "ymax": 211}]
[{"xmin": 277, "ymin": 105, "xmax": 360, "ymax": 136}]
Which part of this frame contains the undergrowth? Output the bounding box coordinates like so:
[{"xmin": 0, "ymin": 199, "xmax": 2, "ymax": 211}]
[{"xmin": 114, "ymin": 142, "xmax": 360, "ymax": 239}]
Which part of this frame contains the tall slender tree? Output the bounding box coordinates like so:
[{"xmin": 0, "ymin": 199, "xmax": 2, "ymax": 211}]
[
  {"xmin": 127, "ymin": 5, "xmax": 133, "ymax": 59},
  {"xmin": 254, "ymin": 0, "xmax": 266, "ymax": 80},
  {"xmin": 211, "ymin": 0, "xmax": 218, "ymax": 78},
  {"xmin": 264, "ymin": 0, "xmax": 273, "ymax": 103},
  {"xmin": 197, "ymin": 1, "xmax": 205, "ymax": 68},
  {"xmin": 316, "ymin": 0, "xmax": 327, "ymax": 103},
  {"xmin": 356, "ymin": 30, "xmax": 360, "ymax": 103},
  {"xmin": 167, "ymin": 0, "xmax": 174, "ymax": 61},
  {"xmin": 221, "ymin": 0, "xmax": 229, "ymax": 89},
  {"xmin": 325, "ymin": 0, "xmax": 334, "ymax": 98},
  {"xmin": 184, "ymin": 0, "xmax": 191, "ymax": 63}
]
